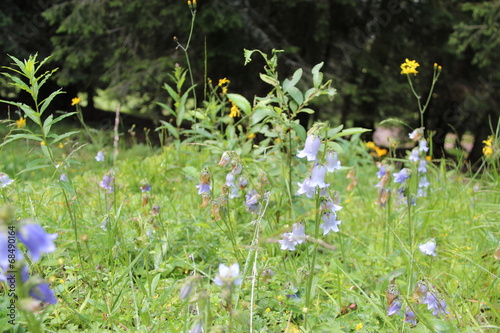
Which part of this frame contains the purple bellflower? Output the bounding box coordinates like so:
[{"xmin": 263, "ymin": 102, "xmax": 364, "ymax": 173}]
[
  {"xmin": 325, "ymin": 151, "xmax": 341, "ymax": 172},
  {"xmin": 296, "ymin": 135, "xmax": 321, "ymax": 161},
  {"xmin": 17, "ymin": 224, "xmax": 57, "ymax": 262}
]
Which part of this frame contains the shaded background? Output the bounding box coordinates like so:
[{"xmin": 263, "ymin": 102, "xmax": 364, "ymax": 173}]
[{"xmin": 1, "ymin": 0, "xmax": 499, "ymax": 162}]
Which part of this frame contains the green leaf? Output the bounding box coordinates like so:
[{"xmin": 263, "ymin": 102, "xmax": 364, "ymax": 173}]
[
  {"xmin": 43, "ymin": 112, "xmax": 77, "ymax": 135},
  {"xmin": 39, "ymin": 89, "xmax": 64, "ymax": 115},
  {"xmin": 312, "ymin": 62, "xmax": 324, "ymax": 88},
  {"xmin": 251, "ymin": 107, "xmax": 276, "ymax": 126},
  {"xmin": 330, "ymin": 127, "xmax": 371, "ymax": 140},
  {"xmin": 259, "ymin": 73, "xmax": 278, "ymax": 86},
  {"xmin": 283, "ymin": 68, "xmax": 303, "ymax": 93},
  {"xmin": 244, "ymin": 49, "xmax": 267, "ymax": 66},
  {"xmin": 287, "ymin": 86, "xmax": 303, "ymax": 106},
  {"xmin": 327, "ymin": 124, "xmax": 344, "ymax": 138},
  {"xmin": 226, "ymin": 93, "xmax": 252, "ymax": 115},
  {"xmin": 162, "ymin": 83, "xmax": 179, "ymax": 102},
  {"xmin": 156, "ymin": 120, "xmax": 180, "ymax": 139},
  {"xmin": 298, "ymin": 108, "xmax": 315, "ymax": 114},
  {"xmin": 0, "ymin": 133, "xmax": 42, "ymax": 148},
  {"xmin": 50, "ymin": 131, "xmax": 80, "ymax": 144},
  {"xmin": 290, "ymin": 122, "xmax": 307, "ymax": 141},
  {"xmin": 1, "ymin": 73, "xmax": 31, "ymax": 93},
  {"xmin": 156, "ymin": 102, "xmax": 176, "ymax": 116}
]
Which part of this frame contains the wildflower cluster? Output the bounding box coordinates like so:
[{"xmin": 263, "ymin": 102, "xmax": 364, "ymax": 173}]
[
  {"xmin": 482, "ymin": 135, "xmax": 495, "ymax": 158},
  {"xmin": 195, "ymin": 151, "xmax": 267, "ymax": 220},
  {"xmin": 408, "ymin": 128, "xmax": 430, "ymax": 198},
  {"xmin": 366, "ymin": 141, "xmax": 388, "ymax": 157},
  {"xmin": 386, "ymin": 280, "xmax": 448, "ymax": 326},
  {"xmin": 280, "ymin": 130, "xmax": 343, "ymax": 251},
  {"xmin": 400, "ymin": 58, "xmax": 420, "ymax": 75},
  {"xmin": 1, "ymin": 205, "xmax": 58, "ymax": 307}
]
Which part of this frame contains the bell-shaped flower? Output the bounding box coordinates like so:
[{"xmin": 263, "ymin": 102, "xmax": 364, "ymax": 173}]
[
  {"xmin": 278, "ymin": 223, "xmax": 306, "ymax": 251},
  {"xmin": 409, "ymin": 148, "xmax": 420, "ymax": 163},
  {"xmin": 0, "ymin": 173, "xmax": 13, "ymax": 188},
  {"xmin": 214, "ymin": 263, "xmax": 242, "ymax": 287},
  {"xmin": 423, "ymin": 292, "xmax": 448, "ymax": 316},
  {"xmin": 325, "ymin": 151, "xmax": 341, "ymax": 172},
  {"xmin": 21, "ymin": 266, "xmax": 57, "ymax": 304},
  {"xmin": 320, "ymin": 212, "xmax": 341, "ymax": 235},
  {"xmin": 99, "ymin": 172, "xmax": 114, "ymax": 193},
  {"xmin": 419, "ymin": 139, "xmax": 429, "ymax": 152},
  {"xmin": 95, "ymin": 151, "xmax": 105, "ymax": 162},
  {"xmin": 297, "ymin": 177, "xmax": 315, "ymax": 198},
  {"xmin": 393, "ymin": 168, "xmax": 410, "ymax": 184},
  {"xmin": 310, "ymin": 164, "xmax": 329, "ymax": 189},
  {"xmin": 296, "ymin": 135, "xmax": 321, "ymax": 161},
  {"xmin": 419, "ymin": 239, "xmax": 436, "ymax": 256},
  {"xmin": 17, "ymin": 224, "xmax": 57, "ymax": 262},
  {"xmin": 418, "ymin": 159, "xmax": 427, "ymax": 173}
]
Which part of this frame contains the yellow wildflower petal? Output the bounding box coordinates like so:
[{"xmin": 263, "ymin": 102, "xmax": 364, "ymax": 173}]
[
  {"xmin": 356, "ymin": 323, "xmax": 363, "ymax": 330},
  {"xmin": 483, "ymin": 146, "xmax": 493, "ymax": 158},
  {"xmin": 229, "ymin": 102, "xmax": 240, "ymax": 117},
  {"xmin": 71, "ymin": 97, "xmax": 81, "ymax": 106},
  {"xmin": 400, "ymin": 58, "xmax": 420, "ymax": 75},
  {"xmin": 365, "ymin": 141, "xmax": 376, "ymax": 149},
  {"xmin": 15, "ymin": 117, "xmax": 26, "ymax": 128},
  {"xmin": 218, "ymin": 78, "xmax": 230, "ymax": 86}
]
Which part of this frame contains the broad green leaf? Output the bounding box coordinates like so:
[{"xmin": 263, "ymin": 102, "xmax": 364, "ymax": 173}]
[
  {"xmin": 304, "ymin": 88, "xmax": 317, "ymax": 101},
  {"xmin": 251, "ymin": 107, "xmax": 276, "ymax": 126},
  {"xmin": 226, "ymin": 93, "xmax": 251, "ymax": 115},
  {"xmin": 287, "ymin": 86, "xmax": 303, "ymax": 106},
  {"xmin": 327, "ymin": 125, "xmax": 344, "ymax": 138},
  {"xmin": 283, "ymin": 68, "xmax": 303, "ymax": 93},
  {"xmin": 312, "ymin": 62, "xmax": 324, "ymax": 88},
  {"xmin": 259, "ymin": 73, "xmax": 278, "ymax": 86},
  {"xmin": 290, "ymin": 122, "xmax": 307, "ymax": 141}
]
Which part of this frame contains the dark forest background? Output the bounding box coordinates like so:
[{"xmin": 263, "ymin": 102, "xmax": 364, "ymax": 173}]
[{"xmin": 1, "ymin": 0, "xmax": 499, "ymax": 162}]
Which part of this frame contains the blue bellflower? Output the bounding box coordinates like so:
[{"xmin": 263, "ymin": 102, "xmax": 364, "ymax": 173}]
[
  {"xmin": 297, "ymin": 177, "xmax": 315, "ymax": 198},
  {"xmin": 21, "ymin": 266, "xmax": 57, "ymax": 304},
  {"xmin": 296, "ymin": 135, "xmax": 321, "ymax": 161},
  {"xmin": 320, "ymin": 212, "xmax": 342, "ymax": 235},
  {"xmin": 99, "ymin": 173, "xmax": 114, "ymax": 193},
  {"xmin": 393, "ymin": 168, "xmax": 411, "ymax": 184},
  {"xmin": 279, "ymin": 223, "xmax": 306, "ymax": 251},
  {"xmin": 17, "ymin": 224, "xmax": 57, "ymax": 262},
  {"xmin": 0, "ymin": 173, "xmax": 14, "ymax": 188},
  {"xmin": 214, "ymin": 263, "xmax": 242, "ymax": 287},
  {"xmin": 310, "ymin": 164, "xmax": 329, "ymax": 189},
  {"xmin": 325, "ymin": 151, "xmax": 341, "ymax": 172},
  {"xmin": 419, "ymin": 239, "xmax": 437, "ymax": 256}
]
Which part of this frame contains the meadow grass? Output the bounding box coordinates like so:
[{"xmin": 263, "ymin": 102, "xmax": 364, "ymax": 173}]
[{"xmin": 0, "ymin": 52, "xmax": 499, "ymax": 333}]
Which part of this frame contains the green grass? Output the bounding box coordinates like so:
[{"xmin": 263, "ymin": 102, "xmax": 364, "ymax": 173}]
[{"xmin": 1, "ymin": 130, "xmax": 499, "ymax": 332}]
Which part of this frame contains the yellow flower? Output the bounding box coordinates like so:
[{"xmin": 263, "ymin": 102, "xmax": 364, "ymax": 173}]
[
  {"xmin": 483, "ymin": 146, "xmax": 493, "ymax": 158},
  {"xmin": 218, "ymin": 78, "xmax": 230, "ymax": 86},
  {"xmin": 71, "ymin": 97, "xmax": 81, "ymax": 106},
  {"xmin": 483, "ymin": 136, "xmax": 494, "ymax": 158},
  {"xmin": 229, "ymin": 101, "xmax": 240, "ymax": 117},
  {"xmin": 15, "ymin": 117, "xmax": 26, "ymax": 128},
  {"xmin": 58, "ymin": 142, "xmax": 64, "ymax": 149},
  {"xmin": 426, "ymin": 155, "xmax": 432, "ymax": 162},
  {"xmin": 356, "ymin": 323, "xmax": 363, "ymax": 330},
  {"xmin": 247, "ymin": 133, "xmax": 256, "ymax": 139},
  {"xmin": 265, "ymin": 308, "xmax": 271, "ymax": 313},
  {"xmin": 40, "ymin": 141, "xmax": 46, "ymax": 146},
  {"xmin": 222, "ymin": 86, "xmax": 228, "ymax": 94},
  {"xmin": 365, "ymin": 141, "xmax": 376, "ymax": 149},
  {"xmin": 374, "ymin": 147, "xmax": 388, "ymax": 157},
  {"xmin": 400, "ymin": 58, "xmax": 420, "ymax": 75}
]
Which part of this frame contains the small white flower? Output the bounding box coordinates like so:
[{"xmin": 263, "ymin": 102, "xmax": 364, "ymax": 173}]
[
  {"xmin": 95, "ymin": 151, "xmax": 105, "ymax": 162},
  {"xmin": 214, "ymin": 263, "xmax": 242, "ymax": 287},
  {"xmin": 325, "ymin": 151, "xmax": 341, "ymax": 172},
  {"xmin": 0, "ymin": 173, "xmax": 13, "ymax": 188},
  {"xmin": 419, "ymin": 239, "xmax": 437, "ymax": 256}
]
